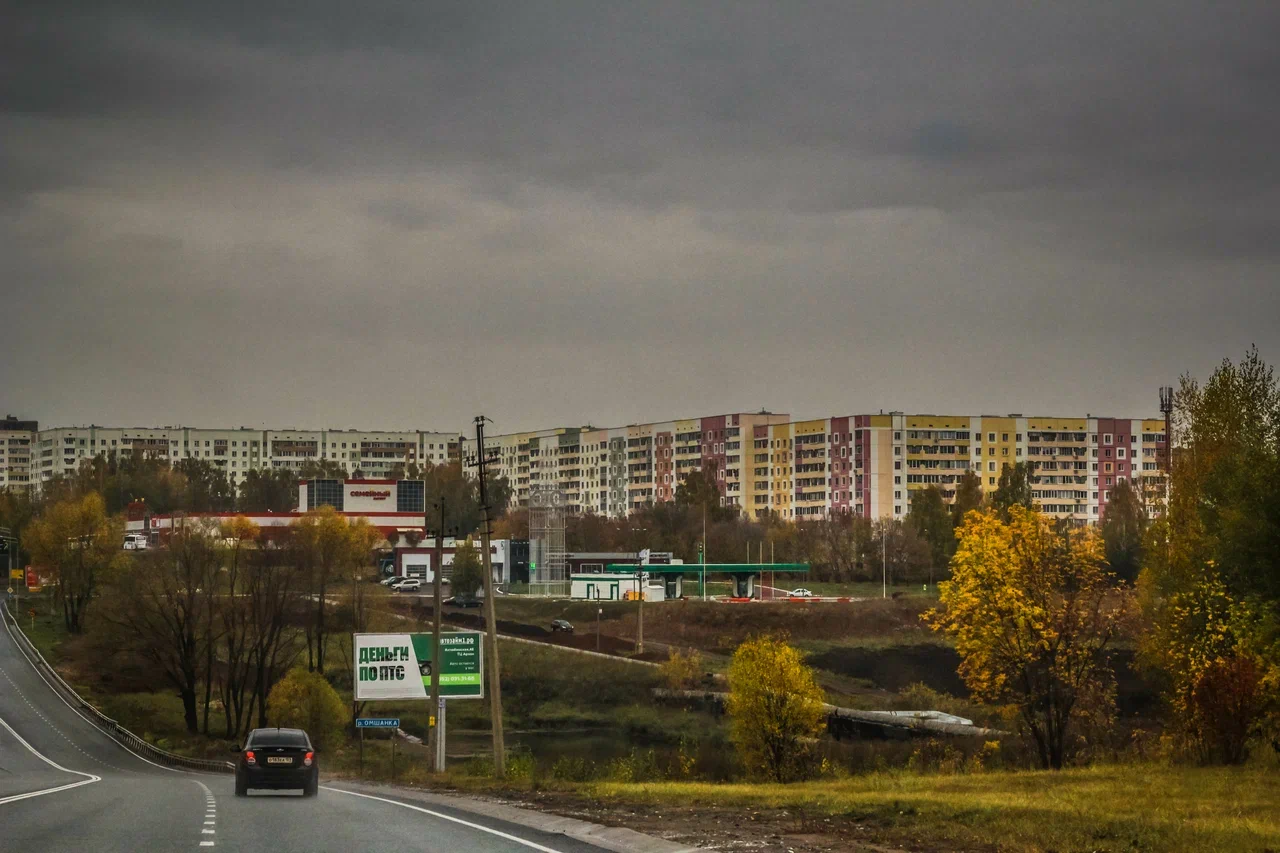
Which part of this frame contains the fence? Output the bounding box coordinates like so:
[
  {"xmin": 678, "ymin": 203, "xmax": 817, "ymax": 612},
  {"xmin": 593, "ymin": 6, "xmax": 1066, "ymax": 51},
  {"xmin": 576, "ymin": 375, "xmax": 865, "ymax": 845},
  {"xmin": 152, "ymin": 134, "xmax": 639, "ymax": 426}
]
[{"xmin": 1, "ymin": 597, "xmax": 234, "ymax": 774}]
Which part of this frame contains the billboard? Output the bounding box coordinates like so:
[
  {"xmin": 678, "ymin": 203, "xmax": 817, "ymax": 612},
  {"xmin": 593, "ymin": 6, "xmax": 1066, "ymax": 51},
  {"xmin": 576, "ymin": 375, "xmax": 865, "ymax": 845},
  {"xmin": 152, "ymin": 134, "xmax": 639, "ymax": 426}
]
[{"xmin": 353, "ymin": 631, "xmax": 483, "ymax": 701}]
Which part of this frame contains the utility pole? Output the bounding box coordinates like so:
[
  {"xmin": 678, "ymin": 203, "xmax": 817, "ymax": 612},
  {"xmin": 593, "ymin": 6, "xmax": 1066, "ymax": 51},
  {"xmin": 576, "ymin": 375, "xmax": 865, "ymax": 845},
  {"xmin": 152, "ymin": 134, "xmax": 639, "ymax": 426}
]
[
  {"xmin": 473, "ymin": 416, "xmax": 506, "ymax": 778},
  {"xmin": 882, "ymin": 522, "xmax": 887, "ymax": 599},
  {"xmin": 430, "ymin": 497, "xmax": 445, "ymax": 773},
  {"xmin": 635, "ymin": 566, "xmax": 644, "ymax": 655}
]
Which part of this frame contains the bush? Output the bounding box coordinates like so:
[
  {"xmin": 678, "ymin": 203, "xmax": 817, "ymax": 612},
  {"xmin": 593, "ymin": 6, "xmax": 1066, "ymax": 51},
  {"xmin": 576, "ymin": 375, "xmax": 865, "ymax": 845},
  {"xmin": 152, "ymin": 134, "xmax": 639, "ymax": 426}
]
[
  {"xmin": 607, "ymin": 748, "xmax": 661, "ymax": 783},
  {"xmin": 659, "ymin": 647, "xmax": 704, "ymax": 690},
  {"xmin": 1187, "ymin": 653, "xmax": 1267, "ymax": 765},
  {"xmin": 549, "ymin": 755, "xmax": 595, "ymax": 782},
  {"xmin": 726, "ymin": 634, "xmax": 827, "ymax": 782},
  {"xmin": 266, "ymin": 669, "xmax": 347, "ymax": 749}
]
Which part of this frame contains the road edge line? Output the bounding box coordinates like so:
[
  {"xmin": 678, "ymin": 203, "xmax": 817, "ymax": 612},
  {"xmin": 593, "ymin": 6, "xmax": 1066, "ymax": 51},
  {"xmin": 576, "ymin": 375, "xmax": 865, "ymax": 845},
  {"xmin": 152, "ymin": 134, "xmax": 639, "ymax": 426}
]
[
  {"xmin": 0, "ymin": 710, "xmax": 101, "ymax": 805},
  {"xmin": 320, "ymin": 785, "xmax": 568, "ymax": 853},
  {"xmin": 323, "ymin": 782, "xmax": 700, "ymax": 853}
]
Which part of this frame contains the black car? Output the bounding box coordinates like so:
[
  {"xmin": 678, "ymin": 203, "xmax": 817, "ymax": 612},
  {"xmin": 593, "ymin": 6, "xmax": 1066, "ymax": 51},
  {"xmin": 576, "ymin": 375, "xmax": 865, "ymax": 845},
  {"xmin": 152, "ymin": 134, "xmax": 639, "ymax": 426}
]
[
  {"xmin": 446, "ymin": 595, "xmax": 482, "ymax": 608},
  {"xmin": 550, "ymin": 618, "xmax": 574, "ymax": 633},
  {"xmin": 233, "ymin": 727, "xmax": 318, "ymax": 797}
]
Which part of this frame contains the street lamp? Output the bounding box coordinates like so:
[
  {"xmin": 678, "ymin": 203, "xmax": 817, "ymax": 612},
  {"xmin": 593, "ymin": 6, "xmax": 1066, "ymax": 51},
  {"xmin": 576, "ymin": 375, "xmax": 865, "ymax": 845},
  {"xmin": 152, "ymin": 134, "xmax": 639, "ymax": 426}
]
[{"xmin": 596, "ymin": 607, "xmax": 602, "ymax": 652}]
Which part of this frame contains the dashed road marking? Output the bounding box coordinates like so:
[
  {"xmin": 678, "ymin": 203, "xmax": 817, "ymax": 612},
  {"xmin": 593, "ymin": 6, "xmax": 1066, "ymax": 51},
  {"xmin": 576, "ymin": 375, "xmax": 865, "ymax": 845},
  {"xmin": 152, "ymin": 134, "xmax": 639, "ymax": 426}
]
[
  {"xmin": 194, "ymin": 779, "xmax": 216, "ymax": 848},
  {"xmin": 0, "ymin": 666, "xmax": 129, "ymax": 773}
]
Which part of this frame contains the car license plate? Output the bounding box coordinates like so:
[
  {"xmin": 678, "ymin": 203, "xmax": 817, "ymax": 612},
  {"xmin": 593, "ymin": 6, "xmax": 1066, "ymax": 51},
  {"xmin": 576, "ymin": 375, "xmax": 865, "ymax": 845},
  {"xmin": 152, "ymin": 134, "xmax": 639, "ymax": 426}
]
[{"xmin": 266, "ymin": 756, "xmax": 292, "ymax": 764}]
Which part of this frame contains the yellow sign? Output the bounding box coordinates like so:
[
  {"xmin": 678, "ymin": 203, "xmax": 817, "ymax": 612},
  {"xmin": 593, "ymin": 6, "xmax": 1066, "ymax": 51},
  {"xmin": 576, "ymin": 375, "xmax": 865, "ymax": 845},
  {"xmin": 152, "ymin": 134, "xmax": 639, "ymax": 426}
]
[{"xmin": 8, "ymin": 569, "xmax": 21, "ymax": 580}]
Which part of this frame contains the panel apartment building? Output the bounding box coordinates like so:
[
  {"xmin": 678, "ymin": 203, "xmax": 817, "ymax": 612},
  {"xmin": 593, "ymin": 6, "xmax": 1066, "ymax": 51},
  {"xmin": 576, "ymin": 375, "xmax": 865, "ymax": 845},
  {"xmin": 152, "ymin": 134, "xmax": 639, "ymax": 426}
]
[
  {"xmin": 464, "ymin": 410, "xmax": 1166, "ymax": 524},
  {"xmin": 32, "ymin": 425, "xmax": 461, "ymax": 490},
  {"xmin": 1, "ymin": 415, "xmax": 38, "ymax": 492}
]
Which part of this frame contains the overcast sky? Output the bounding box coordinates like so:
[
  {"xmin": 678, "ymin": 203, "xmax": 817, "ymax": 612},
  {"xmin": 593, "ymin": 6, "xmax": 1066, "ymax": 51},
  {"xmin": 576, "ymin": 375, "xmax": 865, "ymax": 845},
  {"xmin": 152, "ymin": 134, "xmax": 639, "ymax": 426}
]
[{"xmin": 3, "ymin": 2, "xmax": 1278, "ymax": 434}]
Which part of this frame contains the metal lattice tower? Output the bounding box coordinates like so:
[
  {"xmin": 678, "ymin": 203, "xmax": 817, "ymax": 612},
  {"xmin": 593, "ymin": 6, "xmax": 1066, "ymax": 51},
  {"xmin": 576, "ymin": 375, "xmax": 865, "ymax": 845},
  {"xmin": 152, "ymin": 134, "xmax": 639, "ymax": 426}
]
[{"xmin": 528, "ymin": 485, "xmax": 566, "ymax": 590}]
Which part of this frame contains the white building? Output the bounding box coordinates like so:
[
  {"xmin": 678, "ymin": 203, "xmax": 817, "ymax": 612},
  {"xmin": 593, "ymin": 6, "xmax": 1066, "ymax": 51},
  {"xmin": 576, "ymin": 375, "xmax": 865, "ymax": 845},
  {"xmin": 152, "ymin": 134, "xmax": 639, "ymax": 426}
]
[{"xmin": 34, "ymin": 425, "xmax": 461, "ymax": 490}]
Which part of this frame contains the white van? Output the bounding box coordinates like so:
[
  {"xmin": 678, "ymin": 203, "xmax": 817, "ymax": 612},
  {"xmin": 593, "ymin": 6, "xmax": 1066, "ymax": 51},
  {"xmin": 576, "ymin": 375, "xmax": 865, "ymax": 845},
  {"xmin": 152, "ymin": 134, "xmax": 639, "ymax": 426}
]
[{"xmin": 123, "ymin": 534, "xmax": 149, "ymax": 551}]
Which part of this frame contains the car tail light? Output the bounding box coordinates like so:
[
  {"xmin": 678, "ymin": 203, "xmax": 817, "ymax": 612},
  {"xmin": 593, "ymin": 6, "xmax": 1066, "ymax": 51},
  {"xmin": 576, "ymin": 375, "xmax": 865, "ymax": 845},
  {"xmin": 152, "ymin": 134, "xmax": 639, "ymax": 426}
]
[
  {"xmin": 304, "ymin": 752, "xmax": 314, "ymax": 767},
  {"xmin": 245, "ymin": 750, "xmax": 256, "ymax": 765}
]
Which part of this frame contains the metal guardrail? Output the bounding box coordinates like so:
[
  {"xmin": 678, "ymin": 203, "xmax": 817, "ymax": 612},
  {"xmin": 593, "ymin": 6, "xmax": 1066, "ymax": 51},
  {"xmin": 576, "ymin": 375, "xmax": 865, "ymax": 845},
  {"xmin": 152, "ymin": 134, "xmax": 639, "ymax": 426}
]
[{"xmin": 1, "ymin": 597, "xmax": 234, "ymax": 774}]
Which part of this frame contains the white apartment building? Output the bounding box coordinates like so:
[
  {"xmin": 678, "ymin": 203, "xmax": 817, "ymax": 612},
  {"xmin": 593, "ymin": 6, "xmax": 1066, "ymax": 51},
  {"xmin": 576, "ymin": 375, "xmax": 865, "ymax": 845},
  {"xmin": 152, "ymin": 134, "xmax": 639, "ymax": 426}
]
[{"xmin": 34, "ymin": 425, "xmax": 461, "ymax": 489}]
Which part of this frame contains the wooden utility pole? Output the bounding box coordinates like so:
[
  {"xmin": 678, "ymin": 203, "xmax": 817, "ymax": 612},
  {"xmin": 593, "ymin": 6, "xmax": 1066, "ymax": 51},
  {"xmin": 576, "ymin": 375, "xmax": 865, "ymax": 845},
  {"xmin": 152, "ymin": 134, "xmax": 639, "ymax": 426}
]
[
  {"xmin": 429, "ymin": 497, "xmax": 444, "ymax": 772},
  {"xmin": 473, "ymin": 417, "xmax": 506, "ymax": 777}
]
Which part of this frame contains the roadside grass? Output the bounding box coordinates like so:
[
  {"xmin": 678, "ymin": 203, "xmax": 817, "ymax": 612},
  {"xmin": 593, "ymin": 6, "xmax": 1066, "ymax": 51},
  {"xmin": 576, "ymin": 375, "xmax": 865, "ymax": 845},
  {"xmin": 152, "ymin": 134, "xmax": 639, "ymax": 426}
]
[{"xmin": 588, "ymin": 763, "xmax": 1280, "ymax": 853}]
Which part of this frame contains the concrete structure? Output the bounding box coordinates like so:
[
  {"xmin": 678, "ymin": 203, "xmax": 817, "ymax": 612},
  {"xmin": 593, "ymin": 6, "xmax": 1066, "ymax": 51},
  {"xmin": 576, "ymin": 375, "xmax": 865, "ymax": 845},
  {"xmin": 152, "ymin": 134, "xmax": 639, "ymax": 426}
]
[
  {"xmin": 570, "ymin": 571, "xmax": 666, "ymax": 602},
  {"xmin": 1, "ymin": 415, "xmax": 37, "ymax": 492}
]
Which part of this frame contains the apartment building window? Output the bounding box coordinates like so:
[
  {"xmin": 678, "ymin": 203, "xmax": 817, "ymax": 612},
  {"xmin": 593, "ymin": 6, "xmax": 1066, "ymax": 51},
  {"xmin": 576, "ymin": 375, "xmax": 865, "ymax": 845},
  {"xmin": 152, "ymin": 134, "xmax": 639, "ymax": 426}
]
[
  {"xmin": 988, "ymin": 447, "xmax": 995, "ymax": 456},
  {"xmin": 893, "ymin": 446, "xmax": 901, "ymax": 455},
  {"xmin": 1002, "ymin": 447, "xmax": 1008, "ymax": 456},
  {"xmin": 1103, "ymin": 434, "xmax": 1113, "ymax": 445},
  {"xmin": 894, "ymin": 476, "xmax": 901, "ymax": 484},
  {"xmin": 988, "ymin": 461, "xmax": 996, "ymax": 472},
  {"xmin": 894, "ymin": 491, "xmax": 901, "ymax": 500},
  {"xmin": 1117, "ymin": 448, "xmax": 1126, "ymax": 458},
  {"xmin": 989, "ymin": 477, "xmax": 995, "ymax": 485},
  {"xmin": 1105, "ymin": 477, "xmax": 1113, "ymax": 486},
  {"xmin": 894, "ymin": 460, "xmax": 901, "ymax": 469},
  {"xmin": 894, "ymin": 505, "xmax": 901, "ymax": 514},
  {"xmin": 1002, "ymin": 433, "xmax": 1009, "ymax": 441},
  {"xmin": 894, "ymin": 432, "xmax": 901, "ymax": 440},
  {"xmin": 1016, "ymin": 433, "xmax": 1022, "ymax": 441}
]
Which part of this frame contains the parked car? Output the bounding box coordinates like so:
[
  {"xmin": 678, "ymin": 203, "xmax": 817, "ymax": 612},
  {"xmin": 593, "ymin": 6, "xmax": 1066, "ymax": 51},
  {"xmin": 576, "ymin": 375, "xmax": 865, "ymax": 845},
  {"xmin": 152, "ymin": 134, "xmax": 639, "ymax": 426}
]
[
  {"xmin": 788, "ymin": 588, "xmax": 814, "ymax": 598},
  {"xmin": 445, "ymin": 595, "xmax": 481, "ymax": 608},
  {"xmin": 379, "ymin": 576, "xmax": 399, "ymax": 587},
  {"xmin": 122, "ymin": 534, "xmax": 149, "ymax": 551},
  {"xmin": 233, "ymin": 727, "xmax": 318, "ymax": 797},
  {"xmin": 550, "ymin": 618, "xmax": 574, "ymax": 634},
  {"xmin": 392, "ymin": 578, "xmax": 422, "ymax": 592}
]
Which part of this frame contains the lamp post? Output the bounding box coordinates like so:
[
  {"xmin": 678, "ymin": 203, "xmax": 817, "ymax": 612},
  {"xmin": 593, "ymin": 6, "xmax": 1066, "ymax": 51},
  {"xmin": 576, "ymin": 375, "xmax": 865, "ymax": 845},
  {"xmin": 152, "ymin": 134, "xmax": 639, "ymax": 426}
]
[{"xmin": 596, "ymin": 607, "xmax": 602, "ymax": 653}]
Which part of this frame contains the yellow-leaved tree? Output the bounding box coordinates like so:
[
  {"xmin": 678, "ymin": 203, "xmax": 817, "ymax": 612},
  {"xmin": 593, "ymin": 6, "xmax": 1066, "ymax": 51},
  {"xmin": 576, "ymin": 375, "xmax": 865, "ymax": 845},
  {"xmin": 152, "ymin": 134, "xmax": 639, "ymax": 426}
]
[
  {"xmin": 726, "ymin": 635, "xmax": 826, "ymax": 782},
  {"xmin": 266, "ymin": 668, "xmax": 347, "ymax": 749},
  {"xmin": 927, "ymin": 507, "xmax": 1119, "ymax": 769}
]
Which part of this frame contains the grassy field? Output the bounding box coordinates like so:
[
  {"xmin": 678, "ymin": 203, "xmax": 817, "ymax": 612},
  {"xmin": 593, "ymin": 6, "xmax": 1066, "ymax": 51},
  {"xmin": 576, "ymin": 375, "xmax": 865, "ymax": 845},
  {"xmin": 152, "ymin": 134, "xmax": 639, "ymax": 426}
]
[{"xmin": 588, "ymin": 763, "xmax": 1280, "ymax": 853}]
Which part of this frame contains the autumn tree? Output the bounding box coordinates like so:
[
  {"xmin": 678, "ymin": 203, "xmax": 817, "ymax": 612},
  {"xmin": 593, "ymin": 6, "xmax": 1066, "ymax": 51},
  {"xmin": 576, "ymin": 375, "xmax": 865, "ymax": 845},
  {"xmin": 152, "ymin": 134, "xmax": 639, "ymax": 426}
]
[
  {"xmin": 267, "ymin": 668, "xmax": 347, "ymax": 749},
  {"xmin": 928, "ymin": 507, "xmax": 1120, "ymax": 769},
  {"xmin": 450, "ymin": 537, "xmax": 485, "ymax": 597},
  {"xmin": 675, "ymin": 462, "xmax": 737, "ymax": 523},
  {"xmin": 908, "ymin": 486, "xmax": 954, "ymax": 583},
  {"xmin": 216, "ymin": 516, "xmax": 262, "ymax": 738},
  {"xmin": 292, "ymin": 506, "xmax": 380, "ymax": 673},
  {"xmin": 1139, "ymin": 348, "xmax": 1280, "ymax": 762},
  {"xmin": 952, "ymin": 471, "xmax": 985, "ymax": 520},
  {"xmin": 1100, "ymin": 478, "xmax": 1146, "ymax": 583},
  {"xmin": 726, "ymin": 635, "xmax": 827, "ymax": 782},
  {"xmin": 991, "ymin": 462, "xmax": 1033, "ymax": 519},
  {"xmin": 107, "ymin": 520, "xmax": 221, "ymax": 733},
  {"xmin": 236, "ymin": 468, "xmax": 296, "ymax": 513},
  {"xmin": 25, "ymin": 493, "xmax": 123, "ymax": 633}
]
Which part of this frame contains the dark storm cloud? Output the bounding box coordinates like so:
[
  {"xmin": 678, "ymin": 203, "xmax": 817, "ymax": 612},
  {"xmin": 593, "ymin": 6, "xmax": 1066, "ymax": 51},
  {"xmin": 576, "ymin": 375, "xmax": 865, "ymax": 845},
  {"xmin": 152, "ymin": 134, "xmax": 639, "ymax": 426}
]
[{"xmin": 2, "ymin": 1, "xmax": 1278, "ymax": 429}]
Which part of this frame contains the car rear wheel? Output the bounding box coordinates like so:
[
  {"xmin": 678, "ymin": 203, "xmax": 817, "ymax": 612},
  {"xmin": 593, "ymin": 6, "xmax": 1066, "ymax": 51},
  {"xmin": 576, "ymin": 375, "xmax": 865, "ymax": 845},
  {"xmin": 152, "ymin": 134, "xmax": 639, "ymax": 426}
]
[
  {"xmin": 234, "ymin": 771, "xmax": 247, "ymax": 797},
  {"xmin": 304, "ymin": 771, "xmax": 318, "ymax": 797}
]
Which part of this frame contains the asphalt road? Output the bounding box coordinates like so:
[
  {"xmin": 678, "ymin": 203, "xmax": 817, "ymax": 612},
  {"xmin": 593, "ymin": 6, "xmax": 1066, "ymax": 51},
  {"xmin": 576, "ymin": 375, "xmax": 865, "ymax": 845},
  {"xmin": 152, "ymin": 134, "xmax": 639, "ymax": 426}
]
[{"xmin": 0, "ymin": 595, "xmax": 611, "ymax": 853}]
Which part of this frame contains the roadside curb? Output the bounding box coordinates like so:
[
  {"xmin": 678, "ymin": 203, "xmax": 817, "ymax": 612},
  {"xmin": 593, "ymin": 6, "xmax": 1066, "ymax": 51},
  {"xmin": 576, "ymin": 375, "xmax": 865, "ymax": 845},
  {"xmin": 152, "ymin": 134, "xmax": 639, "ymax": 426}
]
[{"xmin": 327, "ymin": 780, "xmax": 701, "ymax": 853}]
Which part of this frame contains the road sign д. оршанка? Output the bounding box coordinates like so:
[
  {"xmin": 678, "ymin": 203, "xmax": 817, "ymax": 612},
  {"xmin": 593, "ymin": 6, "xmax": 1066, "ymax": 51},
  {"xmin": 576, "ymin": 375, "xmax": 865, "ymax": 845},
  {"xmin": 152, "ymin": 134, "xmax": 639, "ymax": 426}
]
[{"xmin": 353, "ymin": 632, "xmax": 483, "ymax": 701}]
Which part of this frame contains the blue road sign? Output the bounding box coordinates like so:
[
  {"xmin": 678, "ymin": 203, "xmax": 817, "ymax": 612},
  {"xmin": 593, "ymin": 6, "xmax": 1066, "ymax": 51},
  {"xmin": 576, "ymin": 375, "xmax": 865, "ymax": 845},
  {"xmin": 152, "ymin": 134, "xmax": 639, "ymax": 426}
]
[{"xmin": 356, "ymin": 717, "xmax": 400, "ymax": 729}]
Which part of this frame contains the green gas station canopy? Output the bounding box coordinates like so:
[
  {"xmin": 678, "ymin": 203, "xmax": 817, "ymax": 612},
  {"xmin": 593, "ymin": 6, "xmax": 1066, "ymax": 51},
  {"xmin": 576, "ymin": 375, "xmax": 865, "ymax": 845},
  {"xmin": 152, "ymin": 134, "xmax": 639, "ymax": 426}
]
[{"xmin": 603, "ymin": 563, "xmax": 810, "ymax": 575}]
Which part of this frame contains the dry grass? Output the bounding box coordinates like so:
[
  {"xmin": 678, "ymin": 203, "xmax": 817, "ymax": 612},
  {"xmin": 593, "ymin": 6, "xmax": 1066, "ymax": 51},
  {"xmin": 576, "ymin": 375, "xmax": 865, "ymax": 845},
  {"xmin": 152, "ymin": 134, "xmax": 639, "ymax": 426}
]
[{"xmin": 589, "ymin": 762, "xmax": 1280, "ymax": 852}]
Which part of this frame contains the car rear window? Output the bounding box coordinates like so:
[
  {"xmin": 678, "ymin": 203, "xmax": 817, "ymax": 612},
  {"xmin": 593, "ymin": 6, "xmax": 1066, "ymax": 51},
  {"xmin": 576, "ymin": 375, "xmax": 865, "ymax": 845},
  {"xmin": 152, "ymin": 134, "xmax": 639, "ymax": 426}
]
[{"xmin": 249, "ymin": 731, "xmax": 309, "ymax": 747}]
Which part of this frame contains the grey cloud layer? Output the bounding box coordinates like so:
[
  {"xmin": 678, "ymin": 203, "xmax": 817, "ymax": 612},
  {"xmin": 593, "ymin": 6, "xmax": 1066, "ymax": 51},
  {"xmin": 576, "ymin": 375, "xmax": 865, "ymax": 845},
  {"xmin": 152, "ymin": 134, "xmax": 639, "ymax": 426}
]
[{"xmin": 2, "ymin": 1, "xmax": 1278, "ymax": 429}]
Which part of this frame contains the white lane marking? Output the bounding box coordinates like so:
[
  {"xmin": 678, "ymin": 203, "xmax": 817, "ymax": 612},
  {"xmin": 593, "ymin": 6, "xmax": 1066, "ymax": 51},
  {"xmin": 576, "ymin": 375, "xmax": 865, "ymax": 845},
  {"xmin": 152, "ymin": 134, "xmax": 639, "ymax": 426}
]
[
  {"xmin": 0, "ymin": 604, "xmax": 181, "ymax": 774},
  {"xmin": 0, "ymin": 709, "xmax": 101, "ymax": 805},
  {"xmin": 194, "ymin": 779, "xmax": 216, "ymax": 847},
  {"xmin": 322, "ymin": 787, "xmax": 568, "ymax": 853},
  {"xmin": 0, "ymin": 667, "xmax": 128, "ymax": 772}
]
